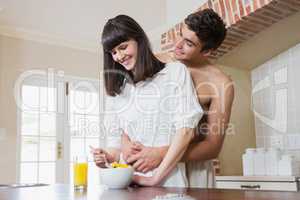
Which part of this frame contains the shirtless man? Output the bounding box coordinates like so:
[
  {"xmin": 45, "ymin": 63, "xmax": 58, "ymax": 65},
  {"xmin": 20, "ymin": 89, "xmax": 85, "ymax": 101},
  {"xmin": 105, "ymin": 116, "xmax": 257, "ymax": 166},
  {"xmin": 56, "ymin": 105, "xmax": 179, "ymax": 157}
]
[{"xmin": 101, "ymin": 9, "xmax": 234, "ymax": 188}]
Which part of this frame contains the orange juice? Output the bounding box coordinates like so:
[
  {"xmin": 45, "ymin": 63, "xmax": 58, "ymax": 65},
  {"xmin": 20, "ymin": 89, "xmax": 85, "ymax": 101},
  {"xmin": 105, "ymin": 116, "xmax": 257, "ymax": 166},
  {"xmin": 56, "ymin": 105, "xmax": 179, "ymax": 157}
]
[{"xmin": 74, "ymin": 162, "xmax": 88, "ymax": 189}]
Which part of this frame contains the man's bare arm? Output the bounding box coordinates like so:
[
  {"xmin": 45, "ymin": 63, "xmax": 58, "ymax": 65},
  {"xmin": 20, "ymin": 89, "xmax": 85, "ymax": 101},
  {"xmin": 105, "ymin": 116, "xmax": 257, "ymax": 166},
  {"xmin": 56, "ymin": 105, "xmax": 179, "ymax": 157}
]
[{"xmin": 182, "ymin": 79, "xmax": 234, "ymax": 162}]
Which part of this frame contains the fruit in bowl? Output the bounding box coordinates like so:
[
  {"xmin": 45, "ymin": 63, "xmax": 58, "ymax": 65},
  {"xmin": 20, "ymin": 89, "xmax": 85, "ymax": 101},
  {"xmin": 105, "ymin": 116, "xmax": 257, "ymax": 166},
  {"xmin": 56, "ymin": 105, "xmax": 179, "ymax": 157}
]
[
  {"xmin": 110, "ymin": 162, "xmax": 130, "ymax": 168},
  {"xmin": 99, "ymin": 163, "xmax": 134, "ymax": 189}
]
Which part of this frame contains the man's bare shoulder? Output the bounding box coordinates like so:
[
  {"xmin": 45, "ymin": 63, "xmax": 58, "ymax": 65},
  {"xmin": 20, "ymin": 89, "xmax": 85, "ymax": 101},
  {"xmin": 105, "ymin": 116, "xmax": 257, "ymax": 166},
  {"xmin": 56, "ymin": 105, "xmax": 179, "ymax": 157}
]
[
  {"xmin": 188, "ymin": 63, "xmax": 232, "ymax": 85},
  {"xmin": 208, "ymin": 65, "xmax": 235, "ymax": 105},
  {"xmin": 206, "ymin": 64, "xmax": 233, "ymax": 85}
]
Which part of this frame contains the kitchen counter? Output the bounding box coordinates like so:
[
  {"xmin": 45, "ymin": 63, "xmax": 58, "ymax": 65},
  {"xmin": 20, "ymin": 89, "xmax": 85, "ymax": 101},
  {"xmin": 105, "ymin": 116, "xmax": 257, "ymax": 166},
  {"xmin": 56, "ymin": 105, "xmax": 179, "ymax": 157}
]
[{"xmin": 0, "ymin": 184, "xmax": 300, "ymax": 200}]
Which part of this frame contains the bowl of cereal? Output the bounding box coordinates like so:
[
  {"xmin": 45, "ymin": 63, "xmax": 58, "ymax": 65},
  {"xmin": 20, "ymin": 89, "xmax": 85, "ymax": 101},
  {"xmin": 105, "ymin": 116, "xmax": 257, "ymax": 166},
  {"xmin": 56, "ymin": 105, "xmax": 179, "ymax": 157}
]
[{"xmin": 99, "ymin": 162, "xmax": 134, "ymax": 189}]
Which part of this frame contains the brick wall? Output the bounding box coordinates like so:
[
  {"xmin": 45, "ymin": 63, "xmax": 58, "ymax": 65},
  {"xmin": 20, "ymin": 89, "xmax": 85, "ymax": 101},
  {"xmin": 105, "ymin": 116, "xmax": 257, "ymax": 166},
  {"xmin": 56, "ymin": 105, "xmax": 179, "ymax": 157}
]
[{"xmin": 161, "ymin": 0, "xmax": 300, "ymax": 59}]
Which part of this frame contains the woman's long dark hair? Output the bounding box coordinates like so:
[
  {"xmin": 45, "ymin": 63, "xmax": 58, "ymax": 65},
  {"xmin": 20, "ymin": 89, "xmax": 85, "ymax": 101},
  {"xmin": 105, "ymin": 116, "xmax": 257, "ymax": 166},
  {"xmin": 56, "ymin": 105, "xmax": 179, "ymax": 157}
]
[{"xmin": 102, "ymin": 15, "xmax": 165, "ymax": 96}]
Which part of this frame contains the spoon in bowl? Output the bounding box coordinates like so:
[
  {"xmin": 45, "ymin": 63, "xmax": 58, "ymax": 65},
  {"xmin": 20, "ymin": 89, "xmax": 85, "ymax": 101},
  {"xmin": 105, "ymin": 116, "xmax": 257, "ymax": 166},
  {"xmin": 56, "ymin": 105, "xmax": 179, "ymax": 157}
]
[{"xmin": 89, "ymin": 145, "xmax": 112, "ymax": 168}]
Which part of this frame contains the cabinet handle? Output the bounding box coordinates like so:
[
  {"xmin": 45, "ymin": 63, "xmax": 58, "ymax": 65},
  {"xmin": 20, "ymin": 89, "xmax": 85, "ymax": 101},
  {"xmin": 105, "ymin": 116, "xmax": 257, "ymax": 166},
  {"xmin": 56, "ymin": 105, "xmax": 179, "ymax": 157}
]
[{"xmin": 240, "ymin": 184, "xmax": 261, "ymax": 189}]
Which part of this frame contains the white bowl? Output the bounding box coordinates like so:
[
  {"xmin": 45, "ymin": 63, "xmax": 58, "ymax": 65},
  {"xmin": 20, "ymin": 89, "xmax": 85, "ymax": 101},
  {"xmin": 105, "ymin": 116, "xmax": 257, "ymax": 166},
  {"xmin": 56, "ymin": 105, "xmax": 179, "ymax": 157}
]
[{"xmin": 99, "ymin": 167, "xmax": 134, "ymax": 189}]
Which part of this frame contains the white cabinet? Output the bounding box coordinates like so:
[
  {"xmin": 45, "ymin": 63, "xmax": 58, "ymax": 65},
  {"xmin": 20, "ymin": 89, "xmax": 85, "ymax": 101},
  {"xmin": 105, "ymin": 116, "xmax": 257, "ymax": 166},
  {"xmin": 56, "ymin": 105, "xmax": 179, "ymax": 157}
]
[{"xmin": 216, "ymin": 176, "xmax": 299, "ymax": 192}]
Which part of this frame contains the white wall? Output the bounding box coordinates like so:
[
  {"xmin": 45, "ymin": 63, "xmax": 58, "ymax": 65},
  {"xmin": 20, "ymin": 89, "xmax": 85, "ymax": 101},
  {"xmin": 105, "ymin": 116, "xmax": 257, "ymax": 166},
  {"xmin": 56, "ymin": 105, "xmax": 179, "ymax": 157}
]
[
  {"xmin": 252, "ymin": 43, "xmax": 300, "ymax": 162},
  {"xmin": 166, "ymin": 0, "xmax": 206, "ymax": 26},
  {"xmin": 218, "ymin": 65, "xmax": 256, "ymax": 175}
]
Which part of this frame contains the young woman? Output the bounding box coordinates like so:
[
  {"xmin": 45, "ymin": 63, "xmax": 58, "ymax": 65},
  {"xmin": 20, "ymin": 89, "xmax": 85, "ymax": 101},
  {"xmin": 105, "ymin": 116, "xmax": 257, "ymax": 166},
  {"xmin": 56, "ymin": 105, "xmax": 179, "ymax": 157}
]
[{"xmin": 92, "ymin": 15, "xmax": 203, "ymax": 187}]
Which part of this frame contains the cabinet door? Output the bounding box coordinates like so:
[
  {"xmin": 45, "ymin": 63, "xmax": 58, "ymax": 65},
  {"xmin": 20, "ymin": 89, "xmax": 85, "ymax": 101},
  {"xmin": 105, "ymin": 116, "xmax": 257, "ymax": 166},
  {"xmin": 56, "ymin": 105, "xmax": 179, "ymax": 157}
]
[{"xmin": 216, "ymin": 181, "xmax": 298, "ymax": 191}]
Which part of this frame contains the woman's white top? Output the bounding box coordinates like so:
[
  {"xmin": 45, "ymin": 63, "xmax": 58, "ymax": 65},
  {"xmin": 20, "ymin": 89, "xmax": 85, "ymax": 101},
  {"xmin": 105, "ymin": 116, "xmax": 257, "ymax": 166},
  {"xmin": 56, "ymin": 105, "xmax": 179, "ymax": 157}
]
[{"xmin": 103, "ymin": 62, "xmax": 203, "ymax": 187}]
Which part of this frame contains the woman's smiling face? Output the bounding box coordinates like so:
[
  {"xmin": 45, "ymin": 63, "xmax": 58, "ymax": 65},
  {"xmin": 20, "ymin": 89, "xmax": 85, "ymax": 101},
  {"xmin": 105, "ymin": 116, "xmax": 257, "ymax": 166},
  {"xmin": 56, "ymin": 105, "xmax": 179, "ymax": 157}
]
[{"xmin": 110, "ymin": 39, "xmax": 138, "ymax": 71}]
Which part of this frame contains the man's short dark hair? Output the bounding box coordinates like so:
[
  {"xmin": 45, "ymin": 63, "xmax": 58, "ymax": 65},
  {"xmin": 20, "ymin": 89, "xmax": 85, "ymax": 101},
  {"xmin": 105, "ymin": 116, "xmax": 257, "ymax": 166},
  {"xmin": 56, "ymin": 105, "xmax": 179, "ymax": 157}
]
[{"xmin": 184, "ymin": 8, "xmax": 227, "ymax": 52}]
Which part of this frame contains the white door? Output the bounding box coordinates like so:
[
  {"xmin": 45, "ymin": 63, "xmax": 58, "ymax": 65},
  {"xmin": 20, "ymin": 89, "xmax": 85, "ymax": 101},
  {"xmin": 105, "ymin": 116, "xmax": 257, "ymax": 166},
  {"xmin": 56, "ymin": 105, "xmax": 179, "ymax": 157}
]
[
  {"xmin": 18, "ymin": 74, "xmax": 104, "ymax": 185},
  {"xmin": 64, "ymin": 77, "xmax": 103, "ymax": 185},
  {"xmin": 18, "ymin": 75, "xmax": 60, "ymax": 184}
]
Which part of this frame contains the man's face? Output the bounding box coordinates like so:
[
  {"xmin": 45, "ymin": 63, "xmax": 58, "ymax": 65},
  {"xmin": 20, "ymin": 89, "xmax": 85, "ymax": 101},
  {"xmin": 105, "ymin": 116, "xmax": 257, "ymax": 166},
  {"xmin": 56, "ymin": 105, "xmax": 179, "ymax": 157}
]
[{"xmin": 174, "ymin": 24, "xmax": 204, "ymax": 62}]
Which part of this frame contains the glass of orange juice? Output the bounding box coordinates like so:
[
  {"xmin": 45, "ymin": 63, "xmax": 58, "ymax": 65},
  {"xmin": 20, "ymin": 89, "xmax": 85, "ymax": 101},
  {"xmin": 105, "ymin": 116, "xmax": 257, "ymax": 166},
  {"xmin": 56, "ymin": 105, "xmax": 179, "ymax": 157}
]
[{"xmin": 73, "ymin": 155, "xmax": 88, "ymax": 190}]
